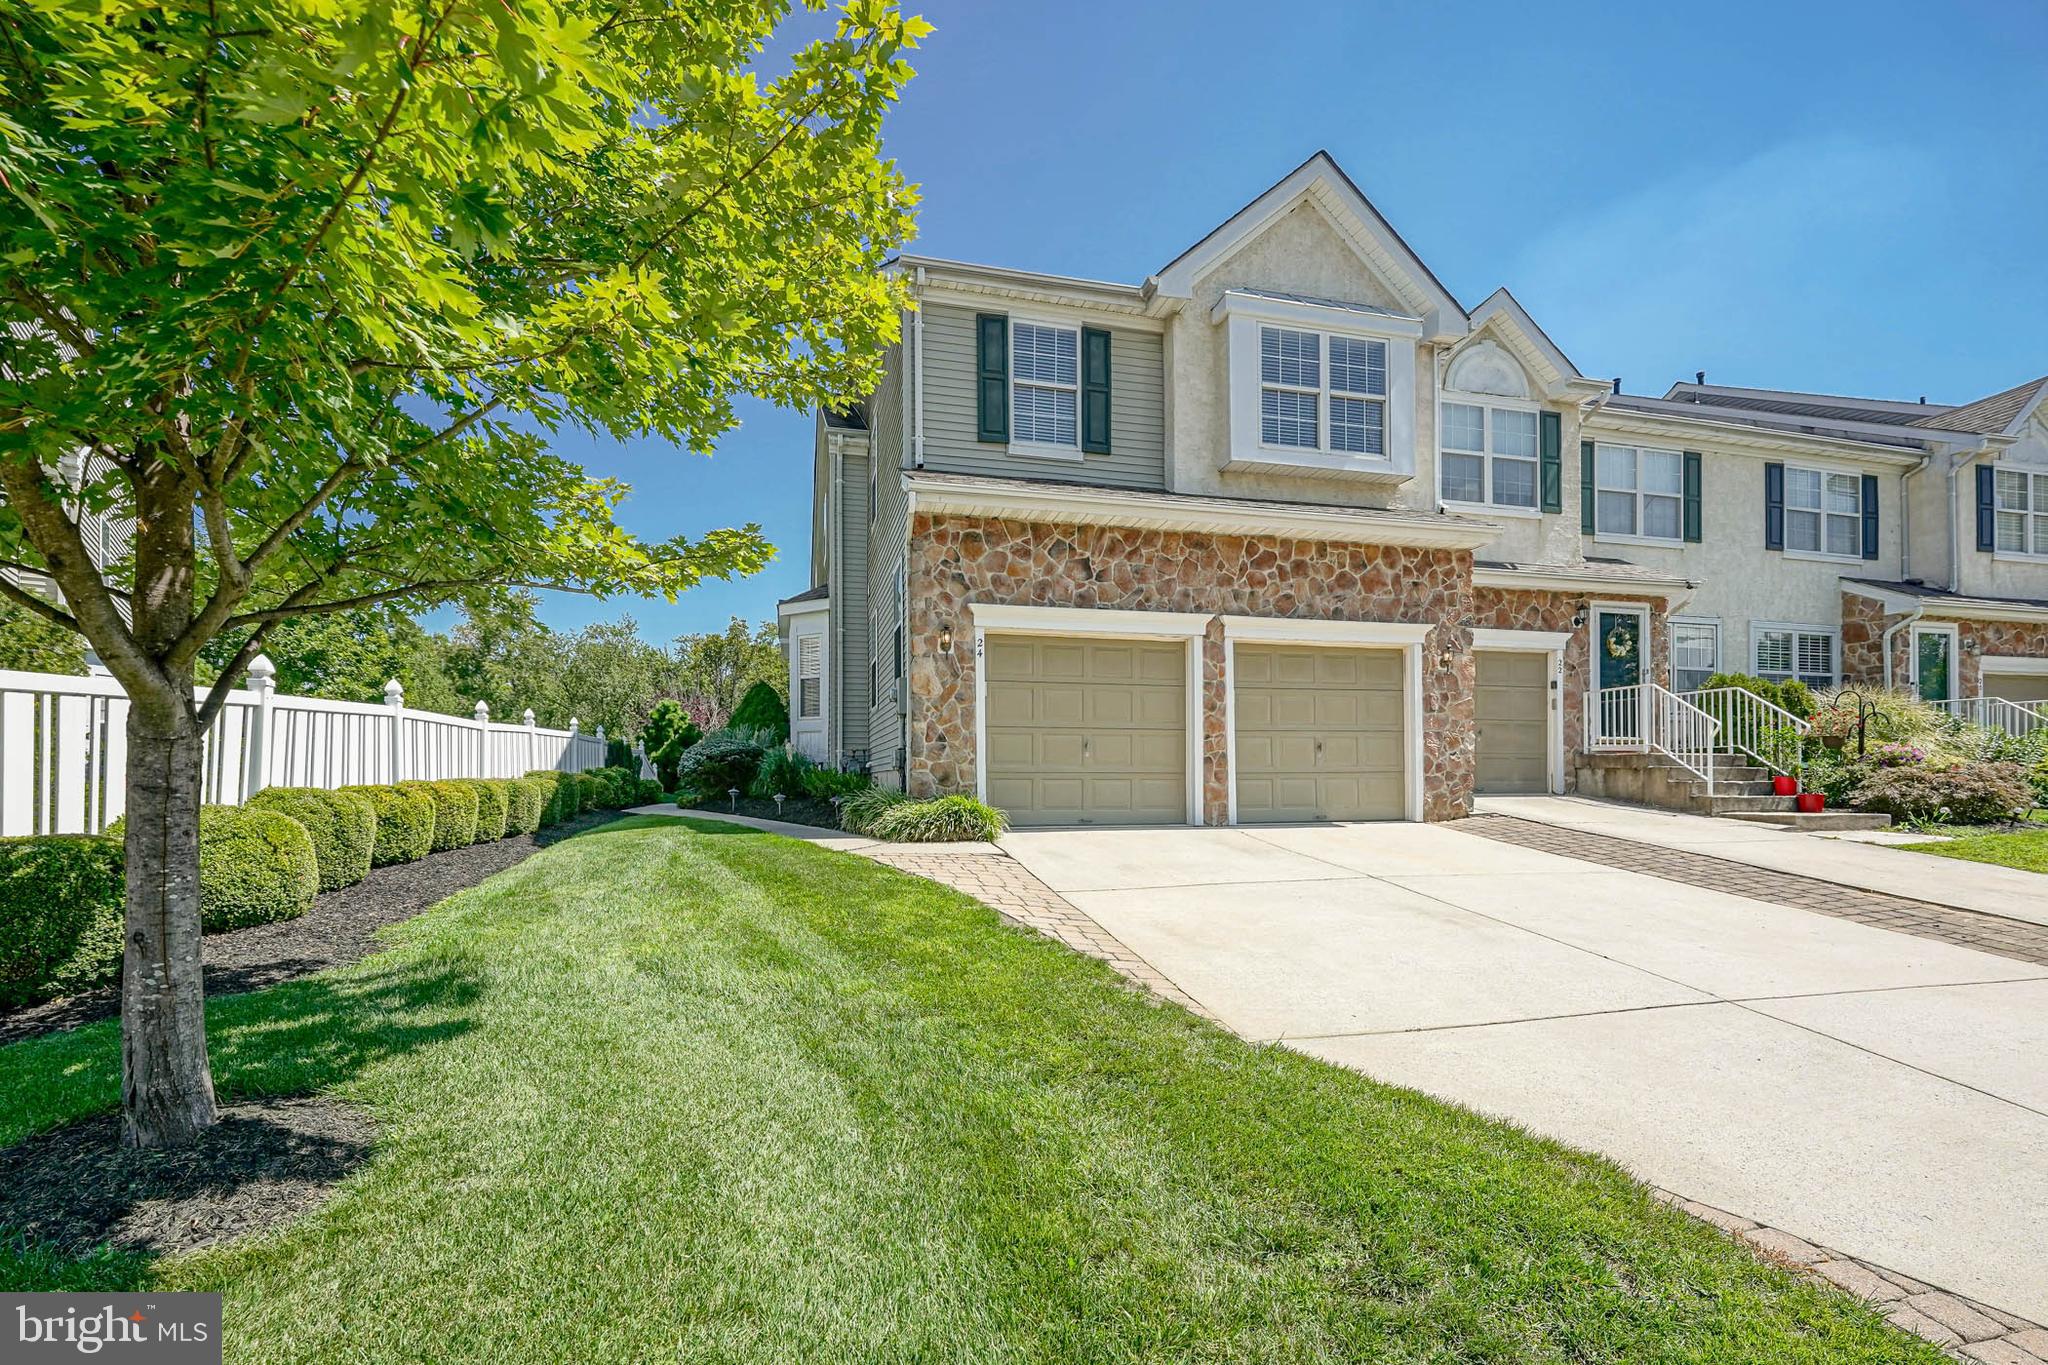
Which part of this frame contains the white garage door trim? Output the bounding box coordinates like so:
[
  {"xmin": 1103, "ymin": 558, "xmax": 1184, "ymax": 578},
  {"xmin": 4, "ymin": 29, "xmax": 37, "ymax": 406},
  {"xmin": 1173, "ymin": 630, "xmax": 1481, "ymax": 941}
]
[
  {"xmin": 1980, "ymin": 654, "xmax": 2048, "ymax": 679},
  {"xmin": 1473, "ymin": 628, "xmax": 1570, "ymax": 795},
  {"xmin": 1221, "ymin": 617, "xmax": 1429, "ymax": 823},
  {"xmin": 970, "ymin": 604, "xmax": 1209, "ymax": 825}
]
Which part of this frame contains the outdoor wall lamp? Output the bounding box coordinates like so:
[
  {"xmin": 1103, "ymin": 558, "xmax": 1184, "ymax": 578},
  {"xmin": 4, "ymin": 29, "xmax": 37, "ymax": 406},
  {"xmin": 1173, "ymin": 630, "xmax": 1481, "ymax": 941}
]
[
  {"xmin": 1571, "ymin": 608, "xmax": 1588, "ymax": 630},
  {"xmin": 938, "ymin": 624, "xmax": 953, "ymax": 653}
]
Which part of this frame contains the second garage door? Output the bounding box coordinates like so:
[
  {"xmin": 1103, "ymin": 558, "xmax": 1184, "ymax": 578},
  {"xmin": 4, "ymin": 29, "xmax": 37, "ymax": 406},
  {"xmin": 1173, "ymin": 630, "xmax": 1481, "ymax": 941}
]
[
  {"xmin": 1982, "ymin": 669, "xmax": 2048, "ymax": 707},
  {"xmin": 1233, "ymin": 644, "xmax": 1404, "ymax": 822},
  {"xmin": 983, "ymin": 635, "xmax": 1188, "ymax": 827},
  {"xmin": 1474, "ymin": 649, "xmax": 1550, "ymax": 794}
]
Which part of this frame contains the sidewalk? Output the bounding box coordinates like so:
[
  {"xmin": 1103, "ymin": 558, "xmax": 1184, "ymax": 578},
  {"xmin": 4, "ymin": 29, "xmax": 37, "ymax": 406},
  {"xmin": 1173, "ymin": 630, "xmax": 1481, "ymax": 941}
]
[{"xmin": 1477, "ymin": 795, "xmax": 2048, "ymax": 929}]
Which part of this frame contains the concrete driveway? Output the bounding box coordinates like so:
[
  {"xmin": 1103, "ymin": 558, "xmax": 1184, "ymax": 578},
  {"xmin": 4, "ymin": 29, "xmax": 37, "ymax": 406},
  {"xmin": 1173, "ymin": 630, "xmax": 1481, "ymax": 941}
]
[{"xmin": 999, "ymin": 821, "xmax": 2048, "ymax": 1322}]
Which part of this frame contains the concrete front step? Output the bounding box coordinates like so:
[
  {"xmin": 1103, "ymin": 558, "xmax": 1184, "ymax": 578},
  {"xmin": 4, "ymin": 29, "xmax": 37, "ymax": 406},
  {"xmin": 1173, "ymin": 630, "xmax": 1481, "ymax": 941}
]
[{"xmin": 1723, "ymin": 811, "xmax": 1895, "ymax": 831}]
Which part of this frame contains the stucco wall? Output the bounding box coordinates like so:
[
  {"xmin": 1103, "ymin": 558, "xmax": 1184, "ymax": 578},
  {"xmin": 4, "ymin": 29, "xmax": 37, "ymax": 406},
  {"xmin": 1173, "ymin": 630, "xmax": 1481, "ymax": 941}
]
[
  {"xmin": 1960, "ymin": 415, "xmax": 2048, "ymax": 601},
  {"xmin": 904, "ymin": 512, "xmax": 1478, "ymax": 822}
]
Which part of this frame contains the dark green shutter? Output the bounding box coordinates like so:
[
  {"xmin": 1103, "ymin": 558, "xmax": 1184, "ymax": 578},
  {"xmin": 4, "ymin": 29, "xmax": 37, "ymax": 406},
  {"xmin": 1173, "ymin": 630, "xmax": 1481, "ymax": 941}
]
[
  {"xmin": 1080, "ymin": 327, "xmax": 1111, "ymax": 454},
  {"xmin": 1764, "ymin": 462, "xmax": 1785, "ymax": 550},
  {"xmin": 1682, "ymin": 450, "xmax": 1703, "ymax": 543},
  {"xmin": 1539, "ymin": 411, "xmax": 1562, "ymax": 513},
  {"xmin": 975, "ymin": 313, "xmax": 1008, "ymax": 443},
  {"xmin": 1579, "ymin": 440, "xmax": 1596, "ymax": 534},
  {"xmin": 1976, "ymin": 464, "xmax": 1997, "ymax": 551},
  {"xmin": 1861, "ymin": 473, "xmax": 1880, "ymax": 560}
]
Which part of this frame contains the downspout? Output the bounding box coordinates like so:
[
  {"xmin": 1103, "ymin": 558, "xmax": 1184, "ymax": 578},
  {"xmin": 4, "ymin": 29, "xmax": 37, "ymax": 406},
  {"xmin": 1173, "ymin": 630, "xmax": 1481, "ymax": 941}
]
[
  {"xmin": 911, "ymin": 266, "xmax": 926, "ymax": 469},
  {"xmin": 829, "ymin": 432, "xmax": 846, "ymax": 768},
  {"xmin": 1945, "ymin": 444, "xmax": 1991, "ymax": 591},
  {"xmin": 1880, "ymin": 605, "xmax": 1923, "ymax": 692},
  {"xmin": 1898, "ymin": 452, "xmax": 1930, "ymax": 582},
  {"xmin": 902, "ymin": 486, "xmax": 916, "ymax": 786}
]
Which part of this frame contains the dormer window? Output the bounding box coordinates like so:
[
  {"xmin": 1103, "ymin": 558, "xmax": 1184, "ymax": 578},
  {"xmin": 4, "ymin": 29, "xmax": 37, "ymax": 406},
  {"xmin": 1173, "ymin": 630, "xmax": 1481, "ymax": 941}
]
[
  {"xmin": 1220, "ymin": 290, "xmax": 1418, "ymax": 481},
  {"xmin": 1011, "ymin": 321, "xmax": 1080, "ymax": 449}
]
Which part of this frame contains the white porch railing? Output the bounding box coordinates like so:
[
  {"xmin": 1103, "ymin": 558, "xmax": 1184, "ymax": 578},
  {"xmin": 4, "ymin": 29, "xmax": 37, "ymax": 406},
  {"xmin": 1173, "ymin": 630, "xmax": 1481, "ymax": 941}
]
[
  {"xmin": 1935, "ymin": 696, "xmax": 2046, "ymax": 738},
  {"xmin": 1588, "ymin": 683, "xmax": 1721, "ymax": 792},
  {"xmin": 0, "ymin": 659, "xmax": 607, "ymax": 838},
  {"xmin": 1679, "ymin": 686, "xmax": 1811, "ymax": 778}
]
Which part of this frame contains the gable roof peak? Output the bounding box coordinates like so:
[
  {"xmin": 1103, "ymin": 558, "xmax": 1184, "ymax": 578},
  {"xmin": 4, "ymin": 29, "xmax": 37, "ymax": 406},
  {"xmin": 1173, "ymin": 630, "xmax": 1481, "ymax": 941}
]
[{"xmin": 1147, "ymin": 151, "xmax": 1467, "ymax": 339}]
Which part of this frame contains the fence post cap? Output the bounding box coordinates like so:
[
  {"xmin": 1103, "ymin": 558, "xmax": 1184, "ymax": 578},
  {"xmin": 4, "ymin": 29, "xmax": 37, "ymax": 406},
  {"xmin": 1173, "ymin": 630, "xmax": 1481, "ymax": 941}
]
[
  {"xmin": 523, "ymin": 708, "xmax": 536, "ymax": 726},
  {"xmin": 596, "ymin": 724, "xmax": 606, "ymax": 741},
  {"xmin": 247, "ymin": 654, "xmax": 277, "ymax": 687},
  {"xmin": 568, "ymin": 716, "xmax": 578, "ymax": 734},
  {"xmin": 383, "ymin": 678, "xmax": 405, "ymax": 705},
  {"xmin": 474, "ymin": 699, "xmax": 490, "ymax": 722}
]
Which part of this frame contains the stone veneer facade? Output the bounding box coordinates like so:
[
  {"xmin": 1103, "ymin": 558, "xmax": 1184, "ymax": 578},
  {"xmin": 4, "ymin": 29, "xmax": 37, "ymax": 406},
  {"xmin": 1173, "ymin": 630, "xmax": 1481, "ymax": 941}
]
[
  {"xmin": 905, "ymin": 513, "xmax": 1682, "ymax": 823},
  {"xmin": 1470, "ymin": 586, "xmax": 1671, "ymax": 760},
  {"xmin": 1842, "ymin": 590, "xmax": 2048, "ymax": 697}
]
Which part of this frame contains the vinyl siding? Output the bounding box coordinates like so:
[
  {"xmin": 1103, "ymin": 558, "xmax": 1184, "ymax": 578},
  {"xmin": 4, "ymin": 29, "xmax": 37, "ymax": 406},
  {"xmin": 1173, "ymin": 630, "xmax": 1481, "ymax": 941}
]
[
  {"xmin": 832, "ymin": 440, "xmax": 871, "ymax": 759},
  {"xmin": 866, "ymin": 338, "xmax": 909, "ymax": 783},
  {"xmin": 919, "ymin": 303, "xmax": 1166, "ymax": 490}
]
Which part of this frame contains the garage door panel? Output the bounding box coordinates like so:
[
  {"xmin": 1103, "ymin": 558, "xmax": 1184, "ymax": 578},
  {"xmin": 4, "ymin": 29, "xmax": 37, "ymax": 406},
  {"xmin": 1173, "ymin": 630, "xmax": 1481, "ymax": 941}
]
[
  {"xmin": 1984, "ymin": 671, "xmax": 2048, "ymax": 706},
  {"xmin": 1234, "ymin": 643, "xmax": 1405, "ymax": 823},
  {"xmin": 1474, "ymin": 649, "xmax": 1549, "ymax": 795},
  {"xmin": 985, "ymin": 634, "xmax": 1187, "ymax": 827}
]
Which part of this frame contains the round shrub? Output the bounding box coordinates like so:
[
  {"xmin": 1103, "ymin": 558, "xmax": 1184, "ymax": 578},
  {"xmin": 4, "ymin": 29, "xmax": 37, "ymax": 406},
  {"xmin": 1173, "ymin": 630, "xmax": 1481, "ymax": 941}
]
[
  {"xmin": 449, "ymin": 778, "xmax": 510, "ymax": 842},
  {"xmin": 676, "ymin": 731, "xmax": 766, "ymax": 798},
  {"xmin": 0, "ymin": 835, "xmax": 125, "ymax": 1006},
  {"xmin": 505, "ymin": 777, "xmax": 547, "ymax": 836},
  {"xmin": 194, "ymin": 805, "xmax": 319, "ymax": 931},
  {"xmin": 634, "ymin": 777, "xmax": 665, "ymax": 806},
  {"xmin": 574, "ymin": 772, "xmax": 602, "ymax": 813},
  {"xmin": 396, "ymin": 780, "xmax": 479, "ymax": 851},
  {"xmin": 341, "ymin": 784, "xmax": 435, "ymax": 865},
  {"xmin": 522, "ymin": 770, "xmax": 570, "ymax": 826},
  {"xmin": 1850, "ymin": 761, "xmax": 2035, "ymax": 826},
  {"xmin": 248, "ymin": 787, "xmax": 376, "ymax": 891},
  {"xmin": 865, "ymin": 794, "xmax": 1009, "ymax": 844}
]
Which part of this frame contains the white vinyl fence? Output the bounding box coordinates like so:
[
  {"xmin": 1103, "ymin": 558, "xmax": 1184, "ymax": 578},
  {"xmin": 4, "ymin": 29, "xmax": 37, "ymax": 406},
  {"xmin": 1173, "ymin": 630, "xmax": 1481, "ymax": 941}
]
[{"xmin": 0, "ymin": 657, "xmax": 612, "ymax": 838}]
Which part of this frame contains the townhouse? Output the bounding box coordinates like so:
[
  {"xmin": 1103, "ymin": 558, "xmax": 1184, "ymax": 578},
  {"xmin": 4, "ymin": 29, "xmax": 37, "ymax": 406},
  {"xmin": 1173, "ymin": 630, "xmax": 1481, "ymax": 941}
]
[{"xmin": 781, "ymin": 152, "xmax": 2048, "ymax": 826}]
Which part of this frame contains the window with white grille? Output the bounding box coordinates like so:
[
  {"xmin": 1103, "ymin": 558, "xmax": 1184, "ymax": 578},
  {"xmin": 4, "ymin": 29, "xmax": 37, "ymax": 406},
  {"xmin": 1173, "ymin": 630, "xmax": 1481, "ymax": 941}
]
[
  {"xmin": 1594, "ymin": 443, "xmax": 1683, "ymax": 540},
  {"xmin": 1259, "ymin": 326, "xmax": 1385, "ymax": 455},
  {"xmin": 1785, "ymin": 467, "xmax": 1861, "ymax": 558},
  {"xmin": 1753, "ymin": 626, "xmax": 1836, "ymax": 689},
  {"xmin": 1011, "ymin": 322, "xmax": 1079, "ymax": 448},
  {"xmin": 1995, "ymin": 468, "xmax": 2048, "ymax": 557},
  {"xmin": 1670, "ymin": 620, "xmax": 1720, "ymax": 693},
  {"xmin": 796, "ymin": 635, "xmax": 822, "ymax": 719},
  {"xmin": 1441, "ymin": 402, "xmax": 1538, "ymax": 509}
]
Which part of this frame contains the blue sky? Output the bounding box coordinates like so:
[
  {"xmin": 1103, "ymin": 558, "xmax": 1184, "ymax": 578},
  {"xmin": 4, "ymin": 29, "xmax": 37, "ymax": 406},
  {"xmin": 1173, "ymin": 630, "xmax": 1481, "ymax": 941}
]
[{"xmin": 501, "ymin": 0, "xmax": 2048, "ymax": 645}]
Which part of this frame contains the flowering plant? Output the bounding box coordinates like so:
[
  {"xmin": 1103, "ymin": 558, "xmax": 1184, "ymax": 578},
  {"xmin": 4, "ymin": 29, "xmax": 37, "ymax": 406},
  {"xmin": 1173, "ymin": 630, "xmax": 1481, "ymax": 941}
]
[
  {"xmin": 1870, "ymin": 742, "xmax": 1925, "ymax": 769},
  {"xmin": 1807, "ymin": 705, "xmax": 1859, "ymax": 741}
]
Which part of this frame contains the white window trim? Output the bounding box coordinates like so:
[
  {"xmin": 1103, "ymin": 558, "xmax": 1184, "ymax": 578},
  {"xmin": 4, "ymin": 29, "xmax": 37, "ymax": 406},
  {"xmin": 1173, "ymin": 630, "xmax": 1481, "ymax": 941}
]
[
  {"xmin": 1909, "ymin": 622, "xmax": 1959, "ymax": 703},
  {"xmin": 1218, "ymin": 293, "xmax": 1419, "ymax": 480},
  {"xmin": 1590, "ymin": 442, "xmax": 1686, "ymax": 546},
  {"xmin": 1669, "ymin": 615, "xmax": 1722, "ymax": 691},
  {"xmin": 968, "ymin": 605, "xmax": 1207, "ymax": 826},
  {"xmin": 1749, "ymin": 620, "xmax": 1841, "ymax": 689},
  {"xmin": 1470, "ymin": 628, "xmax": 1569, "ymax": 795},
  {"xmin": 1005, "ymin": 315, "xmax": 1085, "ymax": 462},
  {"xmin": 1992, "ymin": 466, "xmax": 2048, "ymax": 561},
  {"xmin": 1437, "ymin": 395, "xmax": 1544, "ymax": 515},
  {"xmin": 1219, "ymin": 616, "xmax": 1427, "ymax": 823},
  {"xmin": 1781, "ymin": 464, "xmax": 1865, "ymax": 563}
]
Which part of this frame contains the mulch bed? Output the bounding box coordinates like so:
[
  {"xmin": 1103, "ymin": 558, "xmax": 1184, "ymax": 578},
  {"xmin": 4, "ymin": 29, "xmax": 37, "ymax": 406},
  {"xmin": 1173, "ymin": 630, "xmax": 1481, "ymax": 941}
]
[
  {"xmin": 677, "ymin": 794, "xmax": 843, "ymax": 831},
  {"xmin": 0, "ymin": 1095, "xmax": 373, "ymax": 1261},
  {"xmin": 0, "ymin": 810, "xmax": 623, "ymax": 1047}
]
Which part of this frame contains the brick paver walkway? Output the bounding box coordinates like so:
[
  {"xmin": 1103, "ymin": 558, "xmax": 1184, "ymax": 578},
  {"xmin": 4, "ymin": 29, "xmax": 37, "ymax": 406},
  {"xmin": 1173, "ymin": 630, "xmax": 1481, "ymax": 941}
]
[{"xmin": 1461, "ymin": 814, "xmax": 2048, "ymax": 969}]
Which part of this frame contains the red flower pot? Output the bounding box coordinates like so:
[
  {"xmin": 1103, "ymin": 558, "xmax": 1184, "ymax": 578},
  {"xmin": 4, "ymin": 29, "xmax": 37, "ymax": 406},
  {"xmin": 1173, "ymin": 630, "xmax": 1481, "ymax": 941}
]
[
  {"xmin": 1794, "ymin": 792, "xmax": 1826, "ymax": 814},
  {"xmin": 1772, "ymin": 775, "xmax": 1798, "ymax": 796}
]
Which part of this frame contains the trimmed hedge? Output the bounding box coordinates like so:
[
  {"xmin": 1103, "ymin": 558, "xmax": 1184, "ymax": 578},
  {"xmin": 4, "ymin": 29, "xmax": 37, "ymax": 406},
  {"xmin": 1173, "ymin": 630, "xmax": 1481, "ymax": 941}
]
[
  {"xmin": 341, "ymin": 784, "xmax": 436, "ymax": 865},
  {"xmin": 505, "ymin": 777, "xmax": 548, "ymax": 835},
  {"xmin": 522, "ymin": 770, "xmax": 571, "ymax": 825},
  {"xmin": 635, "ymin": 778, "xmax": 664, "ymax": 805},
  {"xmin": 574, "ymin": 772, "xmax": 602, "ymax": 813},
  {"xmin": 450, "ymin": 778, "xmax": 511, "ymax": 842},
  {"xmin": 0, "ymin": 835, "xmax": 126, "ymax": 1006},
  {"xmin": 248, "ymin": 787, "xmax": 376, "ymax": 890},
  {"xmin": 397, "ymin": 780, "xmax": 479, "ymax": 851},
  {"xmin": 194, "ymin": 805, "xmax": 319, "ymax": 931}
]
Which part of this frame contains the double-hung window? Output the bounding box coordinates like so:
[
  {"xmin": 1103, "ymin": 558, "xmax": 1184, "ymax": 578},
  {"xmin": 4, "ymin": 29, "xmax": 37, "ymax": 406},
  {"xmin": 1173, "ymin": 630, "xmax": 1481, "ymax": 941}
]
[
  {"xmin": 1594, "ymin": 443, "xmax": 1684, "ymax": 540},
  {"xmin": 1754, "ymin": 626, "xmax": 1837, "ymax": 690},
  {"xmin": 796, "ymin": 636, "xmax": 822, "ymax": 719},
  {"xmin": 1671, "ymin": 620, "xmax": 1720, "ymax": 693},
  {"xmin": 1441, "ymin": 403, "xmax": 1539, "ymax": 509},
  {"xmin": 1995, "ymin": 468, "xmax": 2048, "ymax": 557},
  {"xmin": 1259, "ymin": 326, "xmax": 1386, "ymax": 456},
  {"xmin": 1010, "ymin": 321, "xmax": 1079, "ymax": 449},
  {"xmin": 1785, "ymin": 467, "xmax": 1862, "ymax": 558}
]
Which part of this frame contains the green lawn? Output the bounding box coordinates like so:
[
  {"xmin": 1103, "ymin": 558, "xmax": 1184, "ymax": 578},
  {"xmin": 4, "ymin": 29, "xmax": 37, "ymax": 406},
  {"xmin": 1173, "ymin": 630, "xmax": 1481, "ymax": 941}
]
[
  {"xmin": 1901, "ymin": 827, "xmax": 2048, "ymax": 873},
  {"xmin": 0, "ymin": 816, "xmax": 1938, "ymax": 1363}
]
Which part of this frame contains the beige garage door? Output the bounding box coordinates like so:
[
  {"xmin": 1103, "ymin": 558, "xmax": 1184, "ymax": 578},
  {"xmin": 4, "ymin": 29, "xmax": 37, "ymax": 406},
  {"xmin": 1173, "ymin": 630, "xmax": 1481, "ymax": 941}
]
[
  {"xmin": 1475, "ymin": 649, "xmax": 1550, "ymax": 795},
  {"xmin": 983, "ymin": 636, "xmax": 1188, "ymax": 827},
  {"xmin": 1234, "ymin": 644, "xmax": 1404, "ymax": 822},
  {"xmin": 1982, "ymin": 670, "xmax": 2048, "ymax": 707}
]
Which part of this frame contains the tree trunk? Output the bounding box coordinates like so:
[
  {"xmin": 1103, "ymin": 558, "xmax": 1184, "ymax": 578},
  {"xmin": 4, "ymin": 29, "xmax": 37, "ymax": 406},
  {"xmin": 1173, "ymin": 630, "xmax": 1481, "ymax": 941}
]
[{"xmin": 119, "ymin": 687, "xmax": 217, "ymax": 1148}]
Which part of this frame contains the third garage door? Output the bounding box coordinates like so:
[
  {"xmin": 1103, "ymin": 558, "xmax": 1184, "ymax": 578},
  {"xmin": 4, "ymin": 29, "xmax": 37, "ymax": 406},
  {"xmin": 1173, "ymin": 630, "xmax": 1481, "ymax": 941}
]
[
  {"xmin": 1233, "ymin": 644, "xmax": 1404, "ymax": 822},
  {"xmin": 1474, "ymin": 649, "xmax": 1550, "ymax": 794},
  {"xmin": 984, "ymin": 635, "xmax": 1188, "ymax": 827}
]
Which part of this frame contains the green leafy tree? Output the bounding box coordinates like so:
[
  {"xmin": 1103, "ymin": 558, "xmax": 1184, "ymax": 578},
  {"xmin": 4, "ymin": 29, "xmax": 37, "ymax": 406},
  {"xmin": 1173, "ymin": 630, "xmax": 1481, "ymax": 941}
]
[
  {"xmin": 0, "ymin": 596, "xmax": 88, "ymax": 673},
  {"xmin": 0, "ymin": 0, "xmax": 920, "ymax": 1147},
  {"xmin": 671, "ymin": 616, "xmax": 785, "ymax": 724},
  {"xmin": 201, "ymin": 605, "xmax": 463, "ymax": 711},
  {"xmin": 559, "ymin": 616, "xmax": 670, "ymax": 737}
]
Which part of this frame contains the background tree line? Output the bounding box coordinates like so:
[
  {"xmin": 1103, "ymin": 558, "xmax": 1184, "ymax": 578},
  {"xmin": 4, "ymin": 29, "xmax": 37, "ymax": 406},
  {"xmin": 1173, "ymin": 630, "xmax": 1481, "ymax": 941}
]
[{"xmin": 1, "ymin": 593, "xmax": 784, "ymax": 741}]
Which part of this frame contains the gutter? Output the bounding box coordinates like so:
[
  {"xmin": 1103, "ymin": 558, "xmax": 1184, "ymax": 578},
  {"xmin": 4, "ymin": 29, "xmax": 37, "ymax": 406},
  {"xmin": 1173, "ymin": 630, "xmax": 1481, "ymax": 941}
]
[{"xmin": 1880, "ymin": 604, "xmax": 1924, "ymax": 692}]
